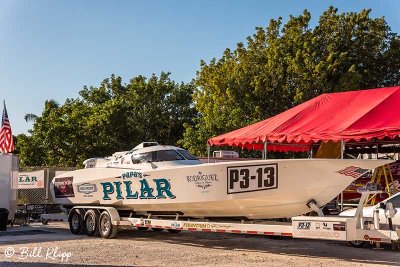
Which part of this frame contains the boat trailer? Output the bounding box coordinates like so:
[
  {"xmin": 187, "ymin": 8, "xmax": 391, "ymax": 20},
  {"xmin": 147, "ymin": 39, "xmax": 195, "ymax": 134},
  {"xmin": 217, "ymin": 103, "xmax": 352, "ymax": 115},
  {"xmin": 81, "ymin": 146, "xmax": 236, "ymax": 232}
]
[{"xmin": 41, "ymin": 188, "xmax": 399, "ymax": 248}]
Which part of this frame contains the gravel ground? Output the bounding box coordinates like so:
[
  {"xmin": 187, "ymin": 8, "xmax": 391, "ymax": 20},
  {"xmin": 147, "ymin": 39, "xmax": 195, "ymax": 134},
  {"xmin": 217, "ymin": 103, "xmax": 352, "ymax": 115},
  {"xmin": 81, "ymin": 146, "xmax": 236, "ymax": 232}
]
[{"xmin": 0, "ymin": 223, "xmax": 399, "ymax": 267}]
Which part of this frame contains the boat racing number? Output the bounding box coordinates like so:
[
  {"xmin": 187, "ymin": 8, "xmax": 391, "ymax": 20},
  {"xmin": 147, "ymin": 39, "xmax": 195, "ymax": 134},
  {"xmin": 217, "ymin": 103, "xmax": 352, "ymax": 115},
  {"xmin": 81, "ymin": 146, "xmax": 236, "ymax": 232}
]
[{"xmin": 227, "ymin": 164, "xmax": 278, "ymax": 194}]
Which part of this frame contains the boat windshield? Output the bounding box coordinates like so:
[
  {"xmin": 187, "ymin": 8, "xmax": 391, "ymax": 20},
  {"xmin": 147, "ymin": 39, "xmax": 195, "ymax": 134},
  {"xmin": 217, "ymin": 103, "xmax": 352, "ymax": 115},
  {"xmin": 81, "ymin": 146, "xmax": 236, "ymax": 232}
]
[
  {"xmin": 131, "ymin": 149, "xmax": 197, "ymax": 164},
  {"xmin": 177, "ymin": 149, "xmax": 198, "ymax": 160}
]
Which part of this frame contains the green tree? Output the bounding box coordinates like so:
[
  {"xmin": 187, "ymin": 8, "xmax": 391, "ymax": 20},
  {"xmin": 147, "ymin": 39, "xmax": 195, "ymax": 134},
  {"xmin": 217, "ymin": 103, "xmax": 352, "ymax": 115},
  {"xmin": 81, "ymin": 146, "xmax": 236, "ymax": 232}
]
[
  {"xmin": 181, "ymin": 7, "xmax": 400, "ymax": 155},
  {"xmin": 17, "ymin": 73, "xmax": 196, "ymax": 166}
]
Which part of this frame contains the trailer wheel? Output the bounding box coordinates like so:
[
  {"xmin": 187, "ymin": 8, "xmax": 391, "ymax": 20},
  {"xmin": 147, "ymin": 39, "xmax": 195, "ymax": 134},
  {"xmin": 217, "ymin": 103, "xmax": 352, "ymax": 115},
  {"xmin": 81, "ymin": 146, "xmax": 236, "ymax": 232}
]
[
  {"xmin": 41, "ymin": 219, "xmax": 49, "ymax": 225},
  {"xmin": 151, "ymin": 227, "xmax": 164, "ymax": 232},
  {"xmin": 137, "ymin": 227, "xmax": 149, "ymax": 231},
  {"xmin": 348, "ymin": 240, "xmax": 366, "ymax": 248},
  {"xmin": 69, "ymin": 209, "xmax": 85, "ymax": 235},
  {"xmin": 99, "ymin": 211, "xmax": 118, "ymax": 239},
  {"xmin": 84, "ymin": 209, "xmax": 100, "ymax": 237},
  {"xmin": 167, "ymin": 229, "xmax": 181, "ymax": 233}
]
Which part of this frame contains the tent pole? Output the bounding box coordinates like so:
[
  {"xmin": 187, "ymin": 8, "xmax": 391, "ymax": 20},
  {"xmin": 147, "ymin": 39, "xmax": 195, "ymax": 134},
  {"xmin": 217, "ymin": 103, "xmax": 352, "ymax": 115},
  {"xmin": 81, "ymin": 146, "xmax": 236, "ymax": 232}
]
[
  {"xmin": 340, "ymin": 140, "xmax": 345, "ymax": 211},
  {"xmin": 340, "ymin": 140, "xmax": 345, "ymax": 159},
  {"xmin": 207, "ymin": 144, "xmax": 210, "ymax": 163},
  {"xmin": 263, "ymin": 141, "xmax": 268, "ymax": 159}
]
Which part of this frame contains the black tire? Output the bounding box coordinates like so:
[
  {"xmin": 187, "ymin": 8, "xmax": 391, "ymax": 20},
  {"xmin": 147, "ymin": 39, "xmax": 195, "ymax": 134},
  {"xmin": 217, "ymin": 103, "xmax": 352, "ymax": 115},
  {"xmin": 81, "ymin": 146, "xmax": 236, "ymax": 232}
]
[
  {"xmin": 167, "ymin": 229, "xmax": 181, "ymax": 233},
  {"xmin": 99, "ymin": 211, "xmax": 118, "ymax": 239},
  {"xmin": 69, "ymin": 209, "xmax": 85, "ymax": 235},
  {"xmin": 84, "ymin": 209, "xmax": 100, "ymax": 237},
  {"xmin": 41, "ymin": 219, "xmax": 49, "ymax": 225},
  {"xmin": 137, "ymin": 227, "xmax": 149, "ymax": 231},
  {"xmin": 348, "ymin": 240, "xmax": 366, "ymax": 248},
  {"xmin": 151, "ymin": 227, "xmax": 164, "ymax": 232}
]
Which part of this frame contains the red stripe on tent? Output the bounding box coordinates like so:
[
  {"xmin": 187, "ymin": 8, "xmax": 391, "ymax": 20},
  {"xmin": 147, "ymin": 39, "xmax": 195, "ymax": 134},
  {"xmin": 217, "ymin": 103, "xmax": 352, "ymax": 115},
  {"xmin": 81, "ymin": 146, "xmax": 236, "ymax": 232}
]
[
  {"xmin": 202, "ymin": 229, "xmax": 212, "ymax": 232},
  {"xmin": 247, "ymin": 231, "xmax": 258, "ymax": 234}
]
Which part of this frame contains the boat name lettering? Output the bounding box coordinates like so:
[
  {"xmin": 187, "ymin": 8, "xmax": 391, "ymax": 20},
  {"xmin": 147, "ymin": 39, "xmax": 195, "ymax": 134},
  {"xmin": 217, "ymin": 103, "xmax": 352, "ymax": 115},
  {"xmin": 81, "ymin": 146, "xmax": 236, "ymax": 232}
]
[
  {"xmin": 182, "ymin": 222, "xmax": 231, "ymax": 229},
  {"xmin": 122, "ymin": 171, "xmax": 143, "ymax": 179},
  {"xmin": 101, "ymin": 178, "xmax": 176, "ymax": 200},
  {"xmin": 227, "ymin": 164, "xmax": 278, "ymax": 194}
]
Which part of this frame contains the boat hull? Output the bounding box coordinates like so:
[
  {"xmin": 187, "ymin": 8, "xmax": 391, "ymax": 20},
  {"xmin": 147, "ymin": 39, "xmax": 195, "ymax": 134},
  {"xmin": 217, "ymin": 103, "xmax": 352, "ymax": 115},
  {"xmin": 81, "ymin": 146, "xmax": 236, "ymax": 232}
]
[{"xmin": 51, "ymin": 159, "xmax": 390, "ymax": 219}]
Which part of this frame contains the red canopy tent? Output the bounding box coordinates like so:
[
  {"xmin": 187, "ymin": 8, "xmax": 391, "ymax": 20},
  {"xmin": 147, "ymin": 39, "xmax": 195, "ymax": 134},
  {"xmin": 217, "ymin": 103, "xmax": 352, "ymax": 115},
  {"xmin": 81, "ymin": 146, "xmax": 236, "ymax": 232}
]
[{"xmin": 208, "ymin": 86, "xmax": 400, "ymax": 152}]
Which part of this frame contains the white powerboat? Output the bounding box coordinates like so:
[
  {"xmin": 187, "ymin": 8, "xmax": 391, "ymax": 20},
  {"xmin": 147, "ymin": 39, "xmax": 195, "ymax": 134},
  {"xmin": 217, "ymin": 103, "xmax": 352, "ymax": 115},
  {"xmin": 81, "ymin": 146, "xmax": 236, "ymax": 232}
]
[{"xmin": 51, "ymin": 143, "xmax": 391, "ymax": 219}]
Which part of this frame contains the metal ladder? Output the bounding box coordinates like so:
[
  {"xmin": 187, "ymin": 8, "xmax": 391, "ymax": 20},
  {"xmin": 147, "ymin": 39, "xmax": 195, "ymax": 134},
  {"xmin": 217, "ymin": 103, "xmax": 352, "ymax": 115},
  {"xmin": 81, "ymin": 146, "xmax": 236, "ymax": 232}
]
[{"xmin": 368, "ymin": 164, "xmax": 399, "ymax": 205}]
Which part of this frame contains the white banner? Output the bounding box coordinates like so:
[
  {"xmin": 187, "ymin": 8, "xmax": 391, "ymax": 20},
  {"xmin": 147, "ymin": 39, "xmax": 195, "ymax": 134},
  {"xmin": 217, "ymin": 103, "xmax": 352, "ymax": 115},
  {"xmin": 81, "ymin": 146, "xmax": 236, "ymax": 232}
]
[{"xmin": 18, "ymin": 170, "xmax": 45, "ymax": 189}]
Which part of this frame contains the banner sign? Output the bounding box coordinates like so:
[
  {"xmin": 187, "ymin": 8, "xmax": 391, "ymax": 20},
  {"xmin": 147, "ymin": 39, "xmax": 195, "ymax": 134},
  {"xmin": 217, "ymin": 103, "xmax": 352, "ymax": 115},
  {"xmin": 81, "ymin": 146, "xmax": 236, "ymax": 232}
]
[{"xmin": 18, "ymin": 170, "xmax": 45, "ymax": 189}]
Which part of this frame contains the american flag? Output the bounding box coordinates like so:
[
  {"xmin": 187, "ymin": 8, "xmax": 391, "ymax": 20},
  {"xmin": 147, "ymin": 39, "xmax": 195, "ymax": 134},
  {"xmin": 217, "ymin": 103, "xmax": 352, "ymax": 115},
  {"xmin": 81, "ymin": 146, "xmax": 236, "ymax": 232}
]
[
  {"xmin": 0, "ymin": 101, "xmax": 14, "ymax": 153},
  {"xmin": 337, "ymin": 166, "xmax": 369, "ymax": 178}
]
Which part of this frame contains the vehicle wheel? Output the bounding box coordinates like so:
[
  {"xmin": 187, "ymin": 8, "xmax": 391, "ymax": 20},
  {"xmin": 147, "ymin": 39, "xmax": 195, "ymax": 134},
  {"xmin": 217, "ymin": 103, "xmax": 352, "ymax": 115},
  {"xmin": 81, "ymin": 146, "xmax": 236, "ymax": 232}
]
[
  {"xmin": 69, "ymin": 209, "xmax": 85, "ymax": 235},
  {"xmin": 167, "ymin": 229, "xmax": 181, "ymax": 233},
  {"xmin": 99, "ymin": 211, "xmax": 118, "ymax": 239},
  {"xmin": 84, "ymin": 209, "xmax": 100, "ymax": 237},
  {"xmin": 348, "ymin": 240, "xmax": 366, "ymax": 248},
  {"xmin": 151, "ymin": 227, "xmax": 164, "ymax": 232},
  {"xmin": 41, "ymin": 219, "xmax": 49, "ymax": 225},
  {"xmin": 137, "ymin": 227, "xmax": 149, "ymax": 231}
]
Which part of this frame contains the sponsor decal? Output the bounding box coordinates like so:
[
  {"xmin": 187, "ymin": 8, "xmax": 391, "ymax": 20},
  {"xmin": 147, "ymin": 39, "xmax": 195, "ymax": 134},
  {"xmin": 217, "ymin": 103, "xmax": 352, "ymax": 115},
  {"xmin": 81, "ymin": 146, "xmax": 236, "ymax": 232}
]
[
  {"xmin": 54, "ymin": 177, "xmax": 74, "ymax": 198},
  {"xmin": 337, "ymin": 166, "xmax": 369, "ymax": 178},
  {"xmin": 77, "ymin": 183, "xmax": 97, "ymax": 195},
  {"xmin": 186, "ymin": 171, "xmax": 218, "ymax": 191},
  {"xmin": 322, "ymin": 222, "xmax": 331, "ymax": 230},
  {"xmin": 333, "ymin": 223, "xmax": 346, "ymax": 231},
  {"xmin": 100, "ymin": 177, "xmax": 175, "ymax": 200},
  {"xmin": 227, "ymin": 164, "xmax": 278, "ymax": 194},
  {"xmin": 297, "ymin": 222, "xmax": 311, "ymax": 230},
  {"xmin": 171, "ymin": 222, "xmax": 181, "ymax": 229},
  {"xmin": 182, "ymin": 222, "xmax": 231, "ymax": 230},
  {"xmin": 297, "ymin": 230, "xmax": 340, "ymax": 239}
]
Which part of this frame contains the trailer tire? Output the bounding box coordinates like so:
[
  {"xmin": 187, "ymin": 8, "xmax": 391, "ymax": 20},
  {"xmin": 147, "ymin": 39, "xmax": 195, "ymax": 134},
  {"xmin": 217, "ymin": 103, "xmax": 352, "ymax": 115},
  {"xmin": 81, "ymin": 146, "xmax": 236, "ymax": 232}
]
[
  {"xmin": 69, "ymin": 209, "xmax": 85, "ymax": 235},
  {"xmin": 151, "ymin": 227, "xmax": 164, "ymax": 232},
  {"xmin": 137, "ymin": 227, "xmax": 149, "ymax": 231},
  {"xmin": 348, "ymin": 240, "xmax": 366, "ymax": 248},
  {"xmin": 84, "ymin": 209, "xmax": 100, "ymax": 237},
  {"xmin": 99, "ymin": 211, "xmax": 118, "ymax": 239},
  {"xmin": 41, "ymin": 219, "xmax": 49, "ymax": 225}
]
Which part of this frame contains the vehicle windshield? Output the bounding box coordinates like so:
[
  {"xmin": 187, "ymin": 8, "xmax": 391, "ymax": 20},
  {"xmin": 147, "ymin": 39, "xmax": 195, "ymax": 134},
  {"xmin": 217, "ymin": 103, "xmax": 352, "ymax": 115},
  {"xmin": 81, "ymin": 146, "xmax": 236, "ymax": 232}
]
[
  {"xmin": 131, "ymin": 149, "xmax": 196, "ymax": 164},
  {"xmin": 177, "ymin": 149, "xmax": 198, "ymax": 160},
  {"xmin": 154, "ymin": 150, "xmax": 185, "ymax": 162},
  {"xmin": 387, "ymin": 194, "xmax": 400, "ymax": 208}
]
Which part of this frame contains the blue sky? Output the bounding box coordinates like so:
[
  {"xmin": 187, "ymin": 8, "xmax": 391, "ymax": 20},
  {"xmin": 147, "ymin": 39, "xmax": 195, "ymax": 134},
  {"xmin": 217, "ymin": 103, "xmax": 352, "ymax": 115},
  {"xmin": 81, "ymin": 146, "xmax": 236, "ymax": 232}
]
[{"xmin": 0, "ymin": 0, "xmax": 399, "ymax": 134}]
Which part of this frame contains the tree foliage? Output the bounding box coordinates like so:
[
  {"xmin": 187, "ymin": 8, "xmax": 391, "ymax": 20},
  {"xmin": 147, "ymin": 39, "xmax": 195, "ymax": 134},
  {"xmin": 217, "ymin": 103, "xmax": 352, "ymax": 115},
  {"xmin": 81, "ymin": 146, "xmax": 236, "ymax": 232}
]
[
  {"xmin": 16, "ymin": 72, "xmax": 196, "ymax": 166},
  {"xmin": 180, "ymin": 7, "xmax": 400, "ymax": 155}
]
